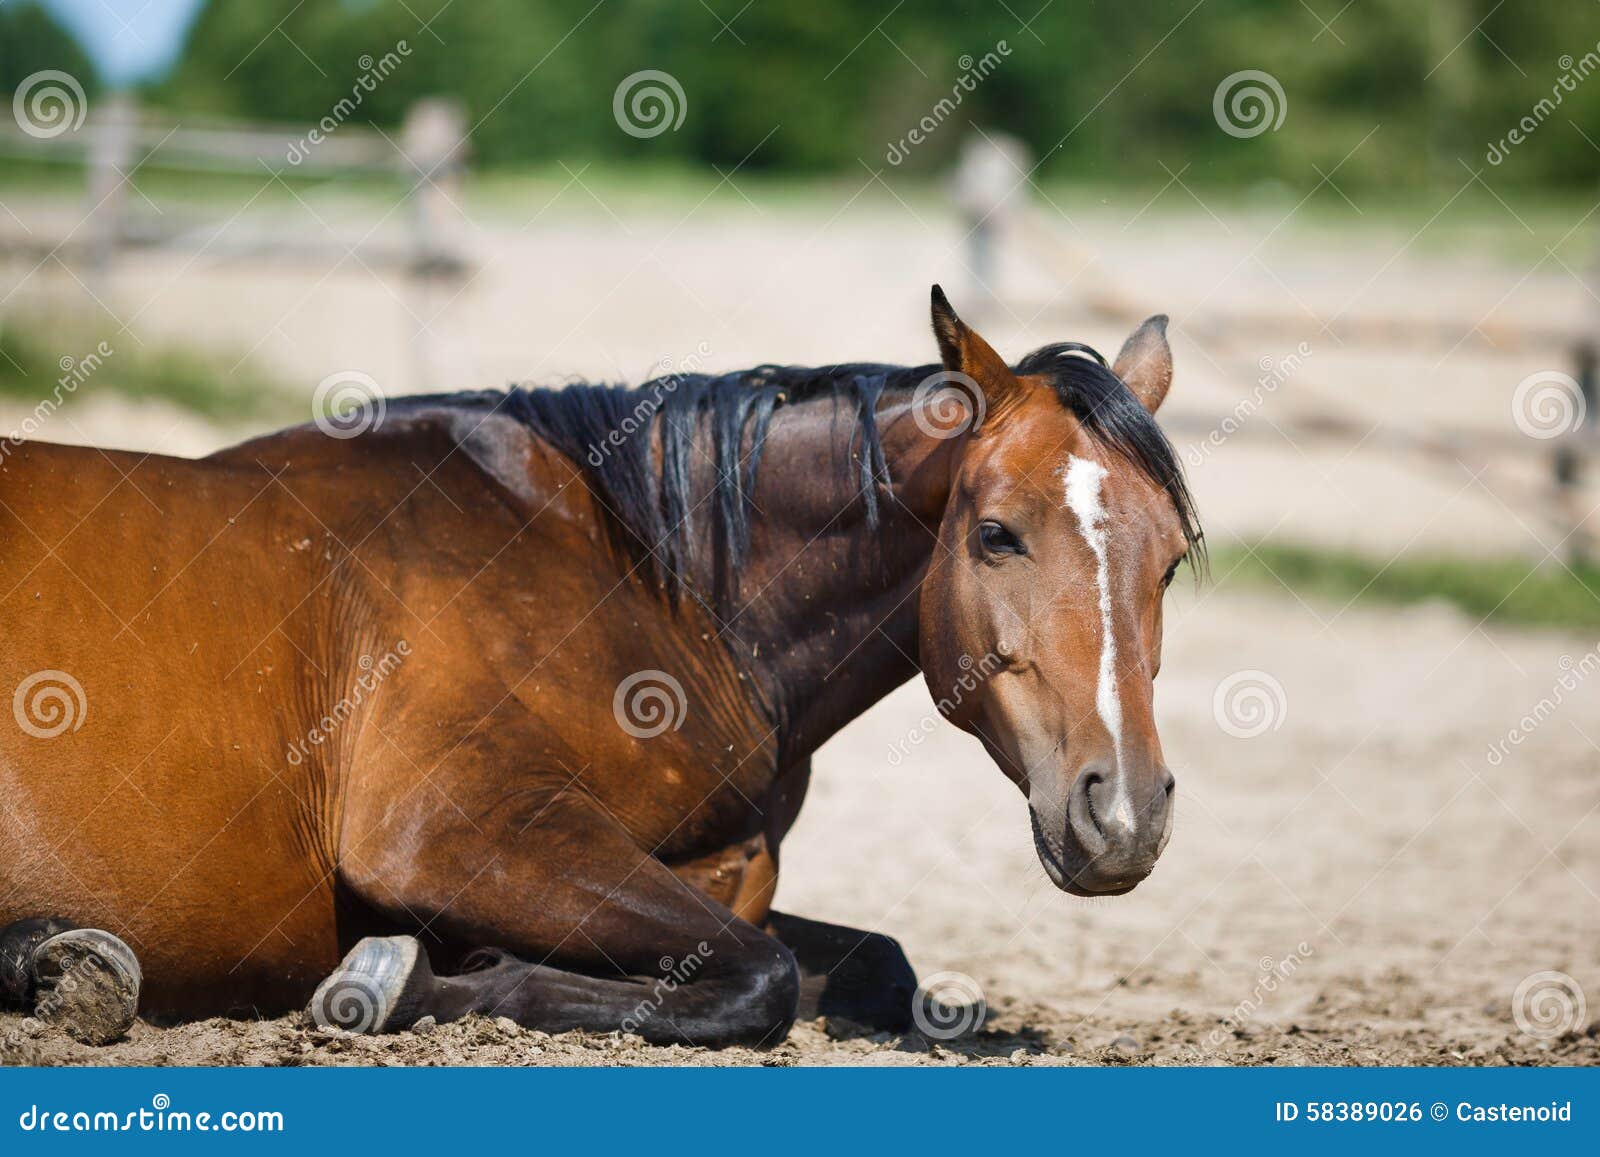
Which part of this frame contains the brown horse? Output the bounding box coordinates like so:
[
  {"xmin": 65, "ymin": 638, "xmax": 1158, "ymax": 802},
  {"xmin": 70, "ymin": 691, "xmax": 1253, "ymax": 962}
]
[{"xmin": 0, "ymin": 288, "xmax": 1199, "ymax": 1047}]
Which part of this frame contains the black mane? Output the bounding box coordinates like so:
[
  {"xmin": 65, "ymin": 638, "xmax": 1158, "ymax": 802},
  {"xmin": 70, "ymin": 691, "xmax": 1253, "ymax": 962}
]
[
  {"xmin": 500, "ymin": 346, "xmax": 1203, "ymax": 607},
  {"xmin": 1015, "ymin": 340, "xmax": 1205, "ymax": 567}
]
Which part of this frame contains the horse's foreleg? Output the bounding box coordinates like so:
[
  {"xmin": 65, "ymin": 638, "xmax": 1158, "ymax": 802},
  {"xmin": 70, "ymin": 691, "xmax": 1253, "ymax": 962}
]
[
  {"xmin": 326, "ymin": 796, "xmax": 800, "ymax": 1047},
  {"xmin": 0, "ymin": 918, "xmax": 141, "ymax": 1044},
  {"xmin": 764, "ymin": 911, "xmax": 916, "ymax": 1030}
]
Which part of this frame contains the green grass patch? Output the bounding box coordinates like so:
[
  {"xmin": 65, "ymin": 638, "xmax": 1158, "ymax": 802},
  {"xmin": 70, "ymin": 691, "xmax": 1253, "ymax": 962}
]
[
  {"xmin": 0, "ymin": 319, "xmax": 298, "ymax": 423},
  {"xmin": 1213, "ymin": 541, "xmax": 1600, "ymax": 633}
]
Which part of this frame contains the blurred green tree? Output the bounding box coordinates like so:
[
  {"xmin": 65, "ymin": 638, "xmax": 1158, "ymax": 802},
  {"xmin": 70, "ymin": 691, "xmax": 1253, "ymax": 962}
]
[
  {"xmin": 0, "ymin": 0, "xmax": 98, "ymax": 96},
  {"xmin": 131, "ymin": 0, "xmax": 1600, "ymax": 191}
]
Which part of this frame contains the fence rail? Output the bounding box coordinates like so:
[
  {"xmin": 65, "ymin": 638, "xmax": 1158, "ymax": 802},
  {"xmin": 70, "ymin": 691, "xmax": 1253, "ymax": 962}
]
[{"xmin": 0, "ymin": 95, "xmax": 469, "ymax": 273}]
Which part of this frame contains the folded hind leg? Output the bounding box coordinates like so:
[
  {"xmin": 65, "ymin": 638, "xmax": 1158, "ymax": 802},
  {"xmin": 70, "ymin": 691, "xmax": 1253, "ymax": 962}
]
[
  {"xmin": 327, "ymin": 794, "xmax": 800, "ymax": 1047},
  {"xmin": 0, "ymin": 917, "xmax": 142, "ymax": 1044}
]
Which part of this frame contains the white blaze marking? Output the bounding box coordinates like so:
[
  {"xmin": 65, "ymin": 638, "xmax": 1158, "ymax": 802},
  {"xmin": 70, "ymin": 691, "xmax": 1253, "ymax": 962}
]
[{"xmin": 1062, "ymin": 454, "xmax": 1132, "ymax": 828}]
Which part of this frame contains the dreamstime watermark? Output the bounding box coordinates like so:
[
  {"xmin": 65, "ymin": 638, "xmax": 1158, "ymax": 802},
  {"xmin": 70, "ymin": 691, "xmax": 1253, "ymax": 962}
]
[
  {"xmin": 585, "ymin": 341, "xmax": 714, "ymax": 466},
  {"xmin": 7, "ymin": 948, "xmax": 93, "ymax": 1047},
  {"xmin": 1511, "ymin": 970, "xmax": 1586, "ymax": 1040},
  {"xmin": 910, "ymin": 369, "xmax": 985, "ymax": 440},
  {"xmin": 1511, "ymin": 369, "xmax": 1584, "ymax": 440},
  {"xmin": 286, "ymin": 43, "xmax": 412, "ymax": 165},
  {"xmin": 1212, "ymin": 669, "xmax": 1286, "ymax": 738},
  {"xmin": 12, "ymin": 670, "xmax": 87, "ymax": 739},
  {"xmin": 1185, "ymin": 342, "xmax": 1312, "ymax": 467},
  {"xmin": 912, "ymin": 970, "xmax": 986, "ymax": 1040},
  {"xmin": 619, "ymin": 942, "xmax": 714, "ymax": 1035},
  {"xmin": 1213, "ymin": 70, "xmax": 1287, "ymax": 138},
  {"xmin": 12, "ymin": 70, "xmax": 87, "ymax": 139},
  {"xmin": 613, "ymin": 70, "xmax": 686, "ymax": 138},
  {"xmin": 888, "ymin": 651, "xmax": 1002, "ymax": 766},
  {"xmin": 16, "ymin": 1094, "xmax": 283, "ymax": 1134},
  {"xmin": 5, "ymin": 937, "xmax": 134, "ymax": 1047},
  {"xmin": 1486, "ymin": 46, "xmax": 1600, "ymax": 165},
  {"xmin": 884, "ymin": 42, "xmax": 1011, "ymax": 166},
  {"xmin": 1207, "ymin": 942, "xmax": 1315, "ymax": 1046},
  {"xmin": 1485, "ymin": 646, "xmax": 1600, "ymax": 766},
  {"xmin": 285, "ymin": 642, "xmax": 410, "ymax": 766},
  {"xmin": 313, "ymin": 972, "xmax": 384, "ymax": 1033},
  {"xmin": 312, "ymin": 370, "xmax": 386, "ymax": 438},
  {"xmin": 613, "ymin": 669, "xmax": 687, "ymax": 738},
  {"xmin": 1, "ymin": 339, "xmax": 112, "ymax": 461}
]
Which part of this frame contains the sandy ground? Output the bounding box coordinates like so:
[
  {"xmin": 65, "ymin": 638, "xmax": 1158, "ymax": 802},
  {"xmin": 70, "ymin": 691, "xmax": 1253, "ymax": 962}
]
[
  {"xmin": 3, "ymin": 589, "xmax": 1597, "ymax": 1067},
  {"xmin": 1, "ymin": 187, "xmax": 1597, "ymax": 1066}
]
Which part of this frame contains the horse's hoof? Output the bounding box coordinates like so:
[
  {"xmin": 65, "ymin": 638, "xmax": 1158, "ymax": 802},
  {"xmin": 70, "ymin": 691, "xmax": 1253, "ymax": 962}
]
[
  {"xmin": 30, "ymin": 928, "xmax": 142, "ymax": 1045},
  {"xmin": 310, "ymin": 935, "xmax": 424, "ymax": 1034}
]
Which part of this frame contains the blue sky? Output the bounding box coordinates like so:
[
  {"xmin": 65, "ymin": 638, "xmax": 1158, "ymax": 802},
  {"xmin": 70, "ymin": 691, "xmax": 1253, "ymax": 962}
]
[{"xmin": 36, "ymin": 0, "xmax": 205, "ymax": 85}]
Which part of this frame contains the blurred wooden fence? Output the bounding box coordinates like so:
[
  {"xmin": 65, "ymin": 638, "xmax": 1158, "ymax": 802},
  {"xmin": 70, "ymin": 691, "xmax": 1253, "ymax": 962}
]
[{"xmin": 0, "ymin": 94, "xmax": 469, "ymax": 275}]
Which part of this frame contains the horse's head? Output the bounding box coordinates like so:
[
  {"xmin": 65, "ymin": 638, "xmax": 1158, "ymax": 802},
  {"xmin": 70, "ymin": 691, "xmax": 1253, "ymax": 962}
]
[{"xmin": 918, "ymin": 287, "xmax": 1201, "ymax": 897}]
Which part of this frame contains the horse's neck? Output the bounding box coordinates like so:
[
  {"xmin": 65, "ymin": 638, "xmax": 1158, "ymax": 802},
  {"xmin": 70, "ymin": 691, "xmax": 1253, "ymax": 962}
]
[{"xmin": 731, "ymin": 395, "xmax": 955, "ymax": 762}]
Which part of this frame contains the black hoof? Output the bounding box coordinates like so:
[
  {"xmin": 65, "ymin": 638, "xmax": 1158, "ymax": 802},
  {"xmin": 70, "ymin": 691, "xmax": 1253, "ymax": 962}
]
[
  {"xmin": 805, "ymin": 934, "xmax": 917, "ymax": 1033},
  {"xmin": 310, "ymin": 935, "xmax": 430, "ymax": 1034},
  {"xmin": 31, "ymin": 928, "xmax": 142, "ymax": 1045}
]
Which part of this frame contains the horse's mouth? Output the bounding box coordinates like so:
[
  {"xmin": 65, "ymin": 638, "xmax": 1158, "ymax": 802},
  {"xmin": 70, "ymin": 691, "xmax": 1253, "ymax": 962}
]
[{"xmin": 1029, "ymin": 808, "xmax": 1143, "ymax": 898}]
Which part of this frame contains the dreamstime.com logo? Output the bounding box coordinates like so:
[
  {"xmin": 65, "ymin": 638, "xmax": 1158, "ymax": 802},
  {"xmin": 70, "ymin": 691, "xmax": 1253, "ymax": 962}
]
[
  {"xmin": 1207, "ymin": 942, "xmax": 1315, "ymax": 1046},
  {"xmin": 613, "ymin": 669, "xmax": 688, "ymax": 738},
  {"xmin": 1511, "ymin": 370, "xmax": 1585, "ymax": 440},
  {"xmin": 1512, "ymin": 970, "xmax": 1587, "ymax": 1040},
  {"xmin": 1485, "ymin": 646, "xmax": 1600, "ymax": 766},
  {"xmin": 912, "ymin": 970, "xmax": 987, "ymax": 1040},
  {"xmin": 585, "ymin": 340, "xmax": 714, "ymax": 466},
  {"xmin": 1185, "ymin": 342, "xmax": 1313, "ymax": 467},
  {"xmin": 1213, "ymin": 70, "xmax": 1287, "ymax": 138},
  {"xmin": 287, "ymin": 42, "xmax": 412, "ymax": 164},
  {"xmin": 4, "ymin": 939, "xmax": 135, "ymax": 1048},
  {"xmin": 17, "ymin": 1094, "xmax": 284, "ymax": 1134},
  {"xmin": 286, "ymin": 642, "xmax": 410, "ymax": 766},
  {"xmin": 313, "ymin": 370, "xmax": 386, "ymax": 438},
  {"xmin": 12, "ymin": 70, "xmax": 87, "ymax": 139},
  {"xmin": 911, "ymin": 370, "xmax": 984, "ymax": 439},
  {"xmin": 884, "ymin": 41, "xmax": 1011, "ymax": 165},
  {"xmin": 1, "ymin": 338, "xmax": 113, "ymax": 462},
  {"xmin": 613, "ymin": 70, "xmax": 686, "ymax": 138},
  {"xmin": 12, "ymin": 670, "xmax": 87, "ymax": 739},
  {"xmin": 620, "ymin": 943, "xmax": 714, "ymax": 1035},
  {"xmin": 1486, "ymin": 44, "xmax": 1600, "ymax": 165},
  {"xmin": 1212, "ymin": 669, "xmax": 1286, "ymax": 739},
  {"xmin": 888, "ymin": 651, "xmax": 1003, "ymax": 766}
]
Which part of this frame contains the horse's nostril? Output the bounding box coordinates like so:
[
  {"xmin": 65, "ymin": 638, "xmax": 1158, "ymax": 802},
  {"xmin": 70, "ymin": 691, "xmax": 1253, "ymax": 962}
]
[
  {"xmin": 1148, "ymin": 767, "xmax": 1176, "ymax": 820},
  {"xmin": 1082, "ymin": 770, "xmax": 1106, "ymax": 836},
  {"xmin": 1071, "ymin": 766, "xmax": 1111, "ymax": 842}
]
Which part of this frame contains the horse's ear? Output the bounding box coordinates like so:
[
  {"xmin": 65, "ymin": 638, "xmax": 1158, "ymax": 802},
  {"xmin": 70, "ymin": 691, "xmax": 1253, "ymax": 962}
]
[
  {"xmin": 929, "ymin": 285, "xmax": 1020, "ymax": 423},
  {"xmin": 1112, "ymin": 314, "xmax": 1173, "ymax": 413}
]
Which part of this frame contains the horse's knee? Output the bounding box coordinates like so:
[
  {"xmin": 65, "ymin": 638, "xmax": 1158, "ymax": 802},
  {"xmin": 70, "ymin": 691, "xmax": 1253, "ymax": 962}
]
[{"xmin": 716, "ymin": 939, "xmax": 800, "ymax": 1046}]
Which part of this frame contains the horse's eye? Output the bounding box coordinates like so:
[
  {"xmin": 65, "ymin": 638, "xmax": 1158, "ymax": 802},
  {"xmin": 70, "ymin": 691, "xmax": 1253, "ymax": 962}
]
[
  {"xmin": 1161, "ymin": 559, "xmax": 1183, "ymax": 588},
  {"xmin": 978, "ymin": 520, "xmax": 1026, "ymax": 557}
]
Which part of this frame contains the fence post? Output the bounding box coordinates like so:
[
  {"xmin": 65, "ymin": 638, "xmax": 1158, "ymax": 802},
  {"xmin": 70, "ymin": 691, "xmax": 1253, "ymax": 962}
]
[
  {"xmin": 1556, "ymin": 339, "xmax": 1598, "ymax": 567},
  {"xmin": 951, "ymin": 132, "xmax": 1031, "ymax": 309},
  {"xmin": 400, "ymin": 98, "xmax": 468, "ymax": 277},
  {"xmin": 84, "ymin": 93, "xmax": 137, "ymax": 274}
]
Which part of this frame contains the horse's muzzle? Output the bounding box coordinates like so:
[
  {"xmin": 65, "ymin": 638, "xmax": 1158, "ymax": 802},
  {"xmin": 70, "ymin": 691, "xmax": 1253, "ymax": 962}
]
[{"xmin": 1029, "ymin": 761, "xmax": 1175, "ymax": 896}]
